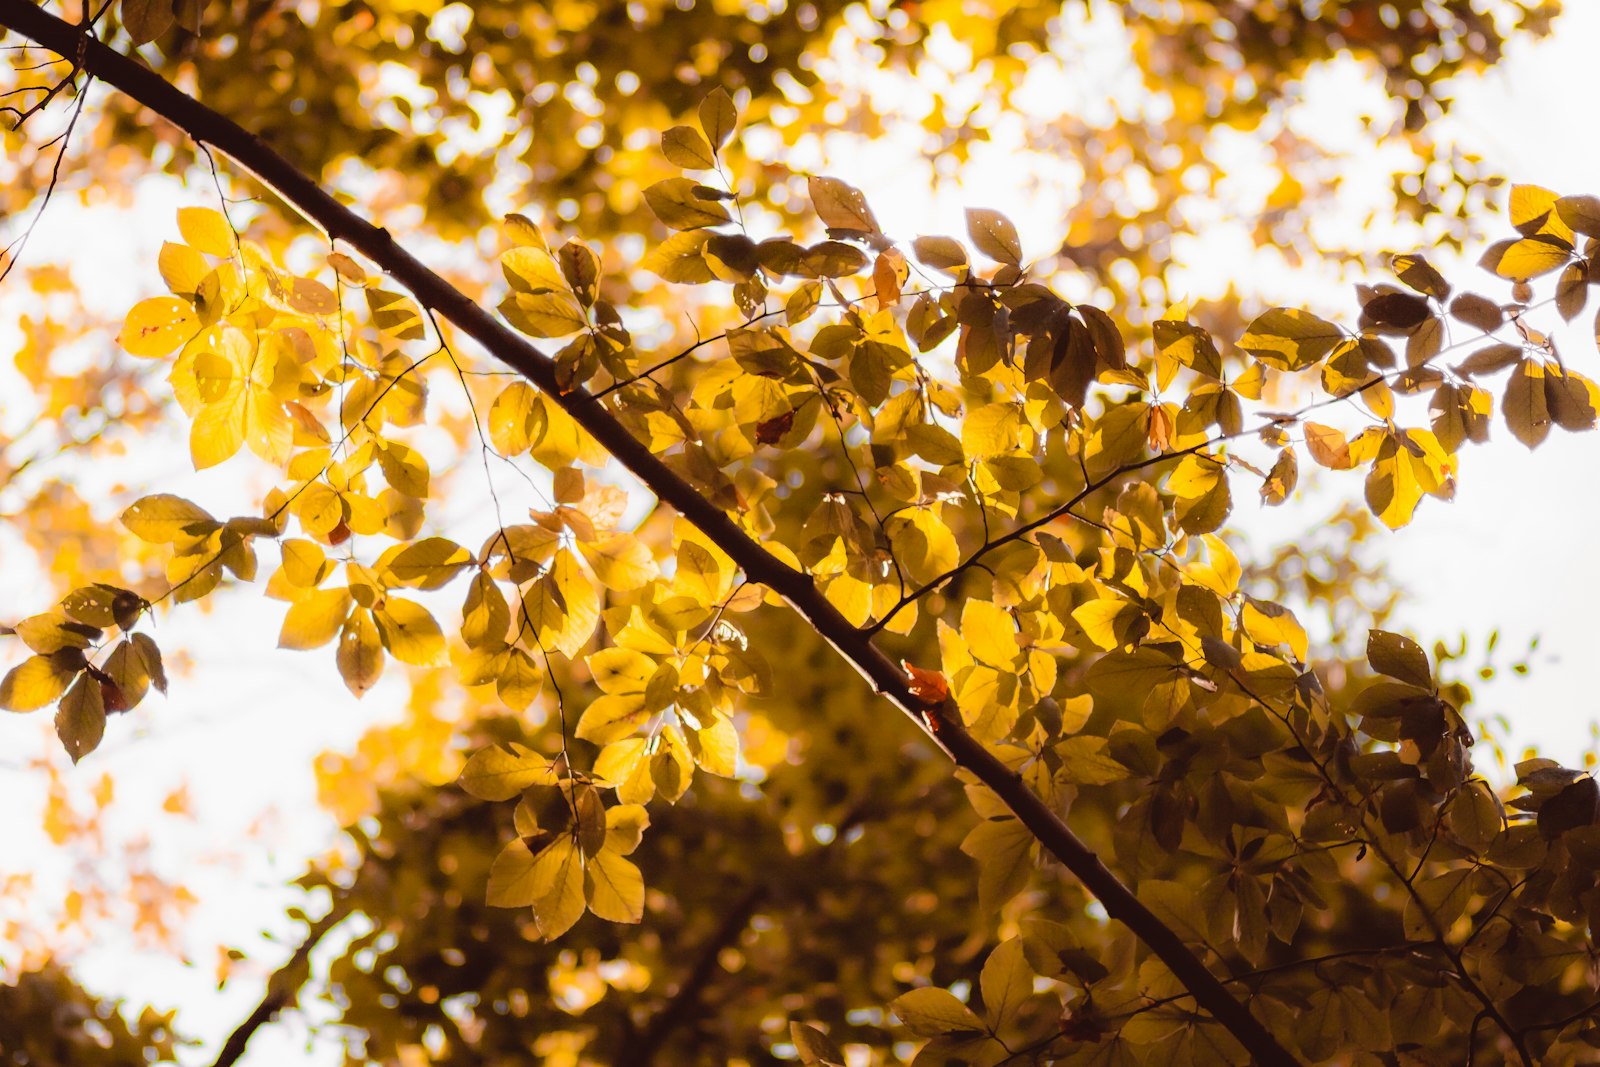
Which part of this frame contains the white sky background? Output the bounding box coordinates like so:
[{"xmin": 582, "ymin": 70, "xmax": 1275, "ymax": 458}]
[{"xmin": 1, "ymin": 4, "xmax": 1599, "ymax": 1062}]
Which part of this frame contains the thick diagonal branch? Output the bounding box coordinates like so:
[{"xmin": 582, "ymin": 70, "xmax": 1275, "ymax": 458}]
[{"xmin": 0, "ymin": 6, "xmax": 1296, "ymax": 1062}]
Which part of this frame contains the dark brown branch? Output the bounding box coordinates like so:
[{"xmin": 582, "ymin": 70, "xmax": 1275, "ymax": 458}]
[
  {"xmin": 0, "ymin": 6, "xmax": 1296, "ymax": 1063},
  {"xmin": 211, "ymin": 897, "xmax": 350, "ymax": 1067},
  {"xmin": 613, "ymin": 882, "xmax": 766, "ymax": 1067}
]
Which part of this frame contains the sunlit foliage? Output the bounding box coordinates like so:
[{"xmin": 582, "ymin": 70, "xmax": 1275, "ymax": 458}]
[{"xmin": 3, "ymin": 1, "xmax": 1598, "ymax": 1065}]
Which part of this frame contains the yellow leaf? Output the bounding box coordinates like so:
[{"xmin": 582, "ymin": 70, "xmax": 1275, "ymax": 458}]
[
  {"xmin": 460, "ymin": 572, "xmax": 511, "ymax": 650},
  {"xmin": 588, "ymin": 647, "xmax": 655, "ymax": 695},
  {"xmin": 688, "ymin": 715, "xmax": 739, "ymax": 776},
  {"xmin": 501, "ymin": 247, "xmax": 567, "ymax": 294},
  {"xmin": 1242, "ymin": 598, "xmax": 1308, "ymax": 661},
  {"xmin": 496, "ymin": 647, "xmax": 545, "ymax": 710},
  {"xmin": 1509, "ymin": 184, "xmax": 1573, "ymax": 241},
  {"xmin": 385, "ymin": 537, "xmax": 472, "ymax": 590},
  {"xmin": 891, "ymin": 987, "xmax": 985, "ymax": 1038},
  {"xmin": 279, "ymin": 539, "xmax": 332, "ymax": 588},
  {"xmin": 575, "ymin": 693, "xmax": 650, "ymax": 745},
  {"xmin": 698, "ymin": 87, "xmax": 737, "ymax": 150},
  {"xmin": 529, "ymin": 837, "xmax": 586, "ymax": 939},
  {"xmin": 961, "ymin": 599, "xmax": 1019, "ymax": 667},
  {"xmin": 535, "ymin": 548, "xmax": 600, "ymax": 657},
  {"xmin": 594, "ymin": 738, "xmax": 654, "ymax": 804},
  {"xmin": 1238, "ymin": 308, "xmax": 1343, "ymax": 371},
  {"xmin": 121, "ymin": 494, "xmax": 217, "ymax": 544},
  {"xmin": 486, "ymin": 837, "xmax": 544, "ymax": 908},
  {"xmin": 377, "ymin": 441, "xmax": 430, "ymax": 497},
  {"xmin": 809, "ymin": 175, "xmax": 882, "ymax": 234},
  {"xmin": 1072, "ymin": 597, "xmax": 1142, "ymax": 652},
  {"xmin": 661, "ymin": 124, "xmax": 717, "ymax": 169},
  {"xmin": 0, "ymin": 654, "xmax": 78, "ymax": 712},
  {"xmin": 458, "ymin": 743, "xmax": 559, "ymax": 801},
  {"xmin": 373, "ymin": 598, "xmax": 447, "ymax": 666},
  {"xmin": 1303, "ymin": 422, "xmax": 1354, "ymax": 469},
  {"xmin": 962, "ymin": 402, "xmax": 1021, "ymax": 460},
  {"xmin": 643, "ymin": 177, "xmax": 732, "ymax": 230},
  {"xmin": 579, "ymin": 533, "xmax": 658, "ymax": 591},
  {"xmin": 14, "ymin": 613, "xmax": 96, "ymax": 654},
  {"xmin": 118, "ymin": 296, "xmax": 198, "ymax": 358},
  {"xmin": 188, "ymin": 328, "xmax": 293, "ymax": 468},
  {"xmin": 176, "ymin": 206, "xmax": 234, "ymax": 256},
  {"xmin": 102, "ymin": 640, "xmax": 153, "ymax": 711},
  {"xmin": 332, "ymin": 614, "xmax": 379, "ymax": 697},
  {"xmin": 278, "ymin": 587, "xmax": 354, "ymax": 650},
  {"xmin": 604, "ymin": 804, "xmax": 650, "ymax": 855},
  {"xmin": 585, "ymin": 850, "xmax": 645, "ymax": 924}
]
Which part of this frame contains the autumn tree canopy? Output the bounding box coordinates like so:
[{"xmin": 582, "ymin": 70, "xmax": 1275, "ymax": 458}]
[{"xmin": 3, "ymin": 0, "xmax": 1598, "ymax": 1064}]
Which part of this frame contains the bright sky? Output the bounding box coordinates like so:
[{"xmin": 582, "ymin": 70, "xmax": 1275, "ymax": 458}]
[{"xmin": 2, "ymin": 5, "xmax": 1599, "ymax": 1063}]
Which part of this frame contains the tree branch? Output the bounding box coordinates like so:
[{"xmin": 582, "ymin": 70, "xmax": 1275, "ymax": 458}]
[
  {"xmin": 211, "ymin": 896, "xmax": 351, "ymax": 1067},
  {"xmin": 0, "ymin": 6, "xmax": 1296, "ymax": 1062},
  {"xmin": 613, "ymin": 882, "xmax": 766, "ymax": 1067}
]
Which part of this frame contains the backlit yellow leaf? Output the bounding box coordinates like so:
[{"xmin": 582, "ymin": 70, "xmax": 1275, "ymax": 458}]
[
  {"xmin": 176, "ymin": 206, "xmax": 234, "ymax": 256},
  {"xmin": 579, "ymin": 533, "xmax": 658, "ymax": 591},
  {"xmin": 122, "ymin": 494, "xmax": 217, "ymax": 544},
  {"xmin": 278, "ymin": 587, "xmax": 354, "ymax": 650},
  {"xmin": 386, "ymin": 537, "xmax": 471, "ymax": 590},
  {"xmin": 584, "ymin": 850, "xmax": 644, "ymax": 924},
  {"xmin": 0, "ymin": 654, "xmax": 78, "ymax": 712},
  {"xmin": 118, "ymin": 296, "xmax": 198, "ymax": 358},
  {"xmin": 373, "ymin": 598, "xmax": 447, "ymax": 666},
  {"xmin": 458, "ymin": 743, "xmax": 559, "ymax": 801},
  {"xmin": 1073, "ymin": 598, "xmax": 1142, "ymax": 652}
]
